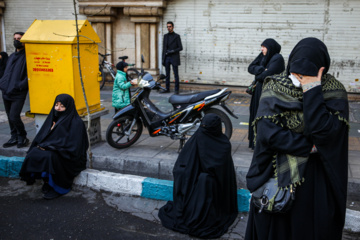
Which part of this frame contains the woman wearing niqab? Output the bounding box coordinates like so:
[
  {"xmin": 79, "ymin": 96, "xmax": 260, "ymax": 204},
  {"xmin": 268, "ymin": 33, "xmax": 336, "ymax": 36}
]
[
  {"xmin": 20, "ymin": 94, "xmax": 89, "ymax": 199},
  {"xmin": 245, "ymin": 38, "xmax": 349, "ymax": 240},
  {"xmin": 248, "ymin": 39, "xmax": 285, "ymax": 149},
  {"xmin": 158, "ymin": 113, "xmax": 238, "ymax": 239}
]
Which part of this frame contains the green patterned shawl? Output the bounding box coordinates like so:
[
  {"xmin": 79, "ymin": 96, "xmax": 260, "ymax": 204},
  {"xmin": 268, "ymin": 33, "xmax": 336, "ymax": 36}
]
[{"xmin": 252, "ymin": 71, "xmax": 349, "ymax": 195}]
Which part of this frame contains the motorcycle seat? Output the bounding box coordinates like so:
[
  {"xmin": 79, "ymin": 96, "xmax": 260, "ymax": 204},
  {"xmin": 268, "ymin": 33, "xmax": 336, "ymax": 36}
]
[{"xmin": 169, "ymin": 89, "xmax": 221, "ymax": 105}]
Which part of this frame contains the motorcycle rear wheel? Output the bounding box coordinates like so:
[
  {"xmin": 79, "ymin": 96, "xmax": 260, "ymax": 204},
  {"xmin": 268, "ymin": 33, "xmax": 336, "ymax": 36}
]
[
  {"xmin": 106, "ymin": 116, "xmax": 143, "ymax": 149},
  {"xmin": 204, "ymin": 108, "xmax": 233, "ymax": 139}
]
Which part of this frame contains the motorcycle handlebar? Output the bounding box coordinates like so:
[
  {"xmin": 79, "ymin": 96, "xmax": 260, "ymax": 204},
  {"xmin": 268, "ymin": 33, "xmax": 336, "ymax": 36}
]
[
  {"xmin": 154, "ymin": 81, "xmax": 167, "ymax": 91},
  {"xmin": 98, "ymin": 53, "xmax": 111, "ymax": 57},
  {"xmin": 158, "ymin": 85, "xmax": 167, "ymax": 91}
]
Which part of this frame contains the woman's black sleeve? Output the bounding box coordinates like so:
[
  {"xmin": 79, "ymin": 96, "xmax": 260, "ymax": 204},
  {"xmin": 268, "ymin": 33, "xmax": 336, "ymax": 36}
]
[
  {"xmin": 256, "ymin": 118, "xmax": 312, "ymax": 156},
  {"xmin": 248, "ymin": 54, "xmax": 265, "ymax": 76},
  {"xmin": 255, "ymin": 54, "xmax": 285, "ymax": 83},
  {"xmin": 302, "ymin": 86, "xmax": 349, "ymax": 146}
]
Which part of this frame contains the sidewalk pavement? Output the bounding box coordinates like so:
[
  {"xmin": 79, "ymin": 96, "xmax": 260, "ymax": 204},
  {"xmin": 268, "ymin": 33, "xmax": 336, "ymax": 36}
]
[{"xmin": 1, "ymin": 88, "xmax": 360, "ymax": 235}]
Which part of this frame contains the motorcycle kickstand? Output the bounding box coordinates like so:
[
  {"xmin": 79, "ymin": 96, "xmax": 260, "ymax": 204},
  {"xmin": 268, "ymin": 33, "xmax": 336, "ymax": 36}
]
[{"xmin": 178, "ymin": 138, "xmax": 185, "ymax": 153}]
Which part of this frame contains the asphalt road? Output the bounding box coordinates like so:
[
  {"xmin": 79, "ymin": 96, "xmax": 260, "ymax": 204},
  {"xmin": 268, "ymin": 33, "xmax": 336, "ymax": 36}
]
[{"xmin": 0, "ymin": 177, "xmax": 199, "ymax": 240}]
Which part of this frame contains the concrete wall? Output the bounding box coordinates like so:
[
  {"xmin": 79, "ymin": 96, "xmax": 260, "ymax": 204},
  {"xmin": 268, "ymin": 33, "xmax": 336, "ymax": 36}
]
[{"xmin": 112, "ymin": 8, "xmax": 136, "ymax": 66}]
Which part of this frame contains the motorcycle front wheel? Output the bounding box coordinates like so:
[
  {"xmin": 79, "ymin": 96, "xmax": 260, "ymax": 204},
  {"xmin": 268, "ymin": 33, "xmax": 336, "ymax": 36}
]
[
  {"xmin": 204, "ymin": 108, "xmax": 233, "ymax": 139},
  {"xmin": 106, "ymin": 116, "xmax": 143, "ymax": 149}
]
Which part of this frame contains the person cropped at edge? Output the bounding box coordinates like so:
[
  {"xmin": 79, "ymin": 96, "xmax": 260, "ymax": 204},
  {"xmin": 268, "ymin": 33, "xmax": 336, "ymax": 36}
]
[
  {"xmin": 0, "ymin": 32, "xmax": 29, "ymax": 148},
  {"xmin": 160, "ymin": 21, "xmax": 183, "ymax": 94},
  {"xmin": 112, "ymin": 61, "xmax": 137, "ymax": 113},
  {"xmin": 245, "ymin": 38, "xmax": 349, "ymax": 240},
  {"xmin": 0, "ymin": 51, "xmax": 9, "ymax": 78},
  {"xmin": 20, "ymin": 94, "xmax": 89, "ymax": 200},
  {"xmin": 158, "ymin": 113, "xmax": 238, "ymax": 239},
  {"xmin": 247, "ymin": 38, "xmax": 284, "ymax": 150}
]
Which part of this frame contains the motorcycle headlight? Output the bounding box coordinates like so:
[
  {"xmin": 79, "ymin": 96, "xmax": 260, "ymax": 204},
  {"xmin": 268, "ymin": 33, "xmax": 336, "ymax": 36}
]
[{"xmin": 138, "ymin": 79, "xmax": 150, "ymax": 88}]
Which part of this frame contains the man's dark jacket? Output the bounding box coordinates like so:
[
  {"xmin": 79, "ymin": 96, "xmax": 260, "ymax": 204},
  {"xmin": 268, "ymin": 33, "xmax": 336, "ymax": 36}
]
[
  {"xmin": 0, "ymin": 49, "xmax": 28, "ymax": 100},
  {"xmin": 162, "ymin": 32, "xmax": 183, "ymax": 66}
]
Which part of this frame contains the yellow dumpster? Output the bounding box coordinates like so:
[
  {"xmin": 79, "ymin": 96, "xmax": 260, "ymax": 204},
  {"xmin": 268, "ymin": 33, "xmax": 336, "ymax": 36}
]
[{"xmin": 21, "ymin": 19, "xmax": 103, "ymax": 116}]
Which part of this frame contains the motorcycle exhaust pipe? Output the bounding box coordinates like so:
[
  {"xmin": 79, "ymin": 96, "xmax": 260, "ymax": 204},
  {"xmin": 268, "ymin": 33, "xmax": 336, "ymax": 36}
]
[{"xmin": 177, "ymin": 119, "xmax": 201, "ymax": 135}]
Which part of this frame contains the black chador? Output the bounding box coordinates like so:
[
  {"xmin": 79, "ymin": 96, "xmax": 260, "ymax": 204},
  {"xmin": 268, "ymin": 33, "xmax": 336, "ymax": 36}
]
[
  {"xmin": 245, "ymin": 38, "xmax": 349, "ymax": 240},
  {"xmin": 20, "ymin": 94, "xmax": 88, "ymax": 191},
  {"xmin": 248, "ymin": 38, "xmax": 285, "ymax": 149},
  {"xmin": 158, "ymin": 114, "xmax": 238, "ymax": 239}
]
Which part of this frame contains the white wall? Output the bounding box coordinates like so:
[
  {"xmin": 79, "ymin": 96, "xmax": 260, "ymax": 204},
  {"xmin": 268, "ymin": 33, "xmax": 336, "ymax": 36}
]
[
  {"xmin": 3, "ymin": 0, "xmax": 86, "ymax": 52},
  {"xmin": 162, "ymin": 0, "xmax": 360, "ymax": 92}
]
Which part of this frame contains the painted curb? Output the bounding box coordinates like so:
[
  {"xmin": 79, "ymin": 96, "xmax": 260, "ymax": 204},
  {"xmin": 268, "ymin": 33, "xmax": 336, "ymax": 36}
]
[
  {"xmin": 1, "ymin": 155, "xmax": 359, "ymax": 232},
  {"xmin": 75, "ymin": 169, "xmax": 146, "ymax": 196},
  {"xmin": 75, "ymin": 169, "xmax": 251, "ymax": 212},
  {"xmin": 141, "ymin": 178, "xmax": 174, "ymax": 201},
  {"xmin": 0, "ymin": 155, "xmax": 24, "ymax": 178},
  {"xmin": 345, "ymin": 209, "xmax": 360, "ymax": 232}
]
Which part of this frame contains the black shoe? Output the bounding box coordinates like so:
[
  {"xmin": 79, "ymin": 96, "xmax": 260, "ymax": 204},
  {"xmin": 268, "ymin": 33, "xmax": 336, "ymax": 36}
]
[
  {"xmin": 17, "ymin": 138, "xmax": 29, "ymax": 148},
  {"xmin": 41, "ymin": 182, "xmax": 52, "ymax": 194},
  {"xmin": 2, "ymin": 137, "xmax": 18, "ymax": 148},
  {"xmin": 160, "ymin": 89, "xmax": 170, "ymax": 93},
  {"xmin": 174, "ymin": 90, "xmax": 179, "ymax": 94},
  {"xmin": 43, "ymin": 189, "xmax": 61, "ymax": 200}
]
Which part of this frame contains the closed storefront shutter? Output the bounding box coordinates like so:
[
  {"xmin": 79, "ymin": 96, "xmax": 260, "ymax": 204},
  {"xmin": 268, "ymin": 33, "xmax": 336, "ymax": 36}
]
[{"xmin": 161, "ymin": 0, "xmax": 360, "ymax": 92}]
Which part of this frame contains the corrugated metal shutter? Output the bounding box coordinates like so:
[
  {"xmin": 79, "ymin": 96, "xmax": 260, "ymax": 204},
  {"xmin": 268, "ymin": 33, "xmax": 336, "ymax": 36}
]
[
  {"xmin": 161, "ymin": 0, "xmax": 360, "ymax": 92},
  {"xmin": 3, "ymin": 0, "xmax": 85, "ymax": 52}
]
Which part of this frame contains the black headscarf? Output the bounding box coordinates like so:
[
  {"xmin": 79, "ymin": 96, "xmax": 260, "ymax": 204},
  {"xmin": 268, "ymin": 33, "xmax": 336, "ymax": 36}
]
[
  {"xmin": 158, "ymin": 114, "xmax": 238, "ymax": 239},
  {"xmin": 287, "ymin": 37, "xmax": 331, "ymax": 76},
  {"xmin": 261, "ymin": 38, "xmax": 282, "ymax": 67},
  {"xmin": 29, "ymin": 94, "xmax": 88, "ymax": 163},
  {"xmin": 116, "ymin": 61, "xmax": 128, "ymax": 72},
  {"xmin": 200, "ymin": 112, "xmax": 222, "ymax": 136}
]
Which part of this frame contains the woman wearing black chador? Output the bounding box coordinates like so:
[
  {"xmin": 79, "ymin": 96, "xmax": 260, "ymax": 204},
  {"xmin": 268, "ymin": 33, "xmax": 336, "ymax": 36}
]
[
  {"xmin": 248, "ymin": 38, "xmax": 284, "ymax": 149},
  {"xmin": 245, "ymin": 38, "xmax": 349, "ymax": 240},
  {"xmin": 20, "ymin": 94, "xmax": 89, "ymax": 200},
  {"xmin": 158, "ymin": 113, "xmax": 238, "ymax": 239}
]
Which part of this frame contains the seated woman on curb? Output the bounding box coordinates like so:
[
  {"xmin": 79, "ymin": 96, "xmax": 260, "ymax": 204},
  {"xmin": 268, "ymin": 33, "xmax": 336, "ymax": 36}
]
[
  {"xmin": 158, "ymin": 113, "xmax": 238, "ymax": 239},
  {"xmin": 19, "ymin": 94, "xmax": 89, "ymax": 200}
]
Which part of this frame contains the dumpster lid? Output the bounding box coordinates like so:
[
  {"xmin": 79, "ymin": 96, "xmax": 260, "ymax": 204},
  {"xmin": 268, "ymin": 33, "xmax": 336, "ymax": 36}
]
[{"xmin": 21, "ymin": 19, "xmax": 101, "ymax": 44}]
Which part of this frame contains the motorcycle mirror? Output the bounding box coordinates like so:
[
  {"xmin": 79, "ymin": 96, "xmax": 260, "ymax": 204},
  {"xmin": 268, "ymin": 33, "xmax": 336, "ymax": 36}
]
[{"xmin": 141, "ymin": 54, "xmax": 144, "ymax": 75}]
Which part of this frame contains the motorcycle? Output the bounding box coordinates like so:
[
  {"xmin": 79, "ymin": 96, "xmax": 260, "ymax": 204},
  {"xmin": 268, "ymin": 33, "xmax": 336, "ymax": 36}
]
[{"xmin": 106, "ymin": 56, "xmax": 238, "ymax": 150}]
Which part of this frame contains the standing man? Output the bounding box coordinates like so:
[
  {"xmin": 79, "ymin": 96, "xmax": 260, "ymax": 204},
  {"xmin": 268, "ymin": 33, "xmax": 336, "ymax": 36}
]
[
  {"xmin": 0, "ymin": 32, "xmax": 29, "ymax": 148},
  {"xmin": 161, "ymin": 21, "xmax": 183, "ymax": 94}
]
